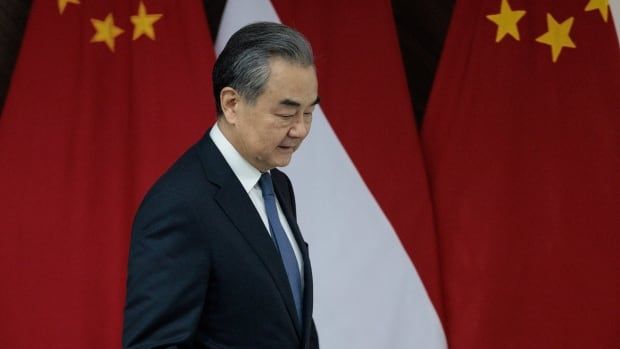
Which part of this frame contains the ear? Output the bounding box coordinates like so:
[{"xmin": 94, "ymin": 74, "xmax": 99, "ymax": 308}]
[{"xmin": 220, "ymin": 87, "xmax": 241, "ymax": 124}]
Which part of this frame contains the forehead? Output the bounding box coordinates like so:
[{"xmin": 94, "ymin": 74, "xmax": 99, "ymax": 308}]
[{"xmin": 260, "ymin": 58, "xmax": 318, "ymax": 106}]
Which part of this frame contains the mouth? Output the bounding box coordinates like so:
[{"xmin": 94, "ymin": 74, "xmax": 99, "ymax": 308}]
[{"xmin": 277, "ymin": 145, "xmax": 296, "ymax": 152}]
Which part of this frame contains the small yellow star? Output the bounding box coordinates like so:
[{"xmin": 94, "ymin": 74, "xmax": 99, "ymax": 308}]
[
  {"xmin": 130, "ymin": 2, "xmax": 163, "ymax": 40},
  {"xmin": 585, "ymin": 0, "xmax": 609, "ymax": 22},
  {"xmin": 486, "ymin": 0, "xmax": 527, "ymax": 42},
  {"xmin": 58, "ymin": 0, "xmax": 80, "ymax": 14},
  {"xmin": 90, "ymin": 13, "xmax": 125, "ymax": 52},
  {"xmin": 535, "ymin": 14, "xmax": 576, "ymax": 63}
]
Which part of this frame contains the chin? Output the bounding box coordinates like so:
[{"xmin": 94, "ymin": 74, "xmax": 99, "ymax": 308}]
[{"xmin": 271, "ymin": 157, "xmax": 292, "ymax": 168}]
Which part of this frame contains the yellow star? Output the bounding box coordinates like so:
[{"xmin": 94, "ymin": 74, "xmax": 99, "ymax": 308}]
[
  {"xmin": 535, "ymin": 14, "xmax": 576, "ymax": 63},
  {"xmin": 130, "ymin": 2, "xmax": 163, "ymax": 40},
  {"xmin": 90, "ymin": 13, "xmax": 125, "ymax": 52},
  {"xmin": 585, "ymin": 0, "xmax": 609, "ymax": 22},
  {"xmin": 486, "ymin": 0, "xmax": 527, "ymax": 42},
  {"xmin": 58, "ymin": 0, "xmax": 80, "ymax": 14}
]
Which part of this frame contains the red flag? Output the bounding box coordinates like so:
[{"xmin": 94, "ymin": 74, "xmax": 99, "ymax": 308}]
[
  {"xmin": 423, "ymin": 0, "xmax": 619, "ymax": 348},
  {"xmin": 0, "ymin": 0, "xmax": 215, "ymax": 347}
]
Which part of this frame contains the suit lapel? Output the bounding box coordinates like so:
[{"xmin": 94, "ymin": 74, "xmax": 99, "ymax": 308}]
[
  {"xmin": 272, "ymin": 170, "xmax": 314, "ymax": 347},
  {"xmin": 197, "ymin": 134, "xmax": 302, "ymax": 337}
]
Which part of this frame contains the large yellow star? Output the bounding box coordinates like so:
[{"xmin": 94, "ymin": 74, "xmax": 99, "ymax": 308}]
[
  {"xmin": 535, "ymin": 14, "xmax": 576, "ymax": 63},
  {"xmin": 585, "ymin": 0, "xmax": 609, "ymax": 22},
  {"xmin": 90, "ymin": 13, "xmax": 124, "ymax": 52},
  {"xmin": 130, "ymin": 2, "xmax": 163, "ymax": 40},
  {"xmin": 58, "ymin": 0, "xmax": 80, "ymax": 14},
  {"xmin": 486, "ymin": 0, "xmax": 527, "ymax": 42}
]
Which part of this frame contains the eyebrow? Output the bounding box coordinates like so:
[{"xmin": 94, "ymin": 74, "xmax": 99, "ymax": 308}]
[{"xmin": 279, "ymin": 96, "xmax": 321, "ymax": 107}]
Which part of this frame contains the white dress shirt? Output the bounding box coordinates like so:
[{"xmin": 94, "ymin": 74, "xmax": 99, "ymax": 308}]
[{"xmin": 210, "ymin": 123, "xmax": 304, "ymax": 279}]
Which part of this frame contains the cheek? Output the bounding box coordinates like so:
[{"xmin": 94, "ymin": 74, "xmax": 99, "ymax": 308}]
[
  {"xmin": 248, "ymin": 117, "xmax": 291, "ymax": 152},
  {"xmin": 265, "ymin": 122, "xmax": 289, "ymax": 141},
  {"xmin": 251, "ymin": 126, "xmax": 279, "ymax": 151},
  {"xmin": 267, "ymin": 129, "xmax": 287, "ymax": 147}
]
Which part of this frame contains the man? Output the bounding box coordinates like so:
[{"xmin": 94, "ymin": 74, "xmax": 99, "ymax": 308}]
[{"xmin": 123, "ymin": 22, "xmax": 320, "ymax": 349}]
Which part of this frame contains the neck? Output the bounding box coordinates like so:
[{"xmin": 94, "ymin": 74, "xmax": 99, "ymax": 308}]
[{"xmin": 216, "ymin": 119, "xmax": 269, "ymax": 172}]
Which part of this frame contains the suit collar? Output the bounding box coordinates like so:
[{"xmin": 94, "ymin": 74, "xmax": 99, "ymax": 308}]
[{"xmin": 209, "ymin": 122, "xmax": 262, "ymax": 194}]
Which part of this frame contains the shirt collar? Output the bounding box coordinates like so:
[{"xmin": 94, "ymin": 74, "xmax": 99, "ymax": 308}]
[{"xmin": 210, "ymin": 122, "xmax": 263, "ymax": 193}]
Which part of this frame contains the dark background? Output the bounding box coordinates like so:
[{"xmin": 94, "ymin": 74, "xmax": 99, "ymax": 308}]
[{"xmin": 0, "ymin": 0, "xmax": 454, "ymax": 127}]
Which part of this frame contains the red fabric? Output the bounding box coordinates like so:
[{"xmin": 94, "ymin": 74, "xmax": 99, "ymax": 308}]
[
  {"xmin": 423, "ymin": 0, "xmax": 619, "ymax": 348},
  {"xmin": 271, "ymin": 0, "xmax": 444, "ymax": 320},
  {"xmin": 0, "ymin": 0, "xmax": 215, "ymax": 347}
]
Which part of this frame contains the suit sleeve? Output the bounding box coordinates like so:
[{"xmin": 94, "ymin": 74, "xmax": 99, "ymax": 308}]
[{"xmin": 123, "ymin": 190, "xmax": 209, "ymax": 349}]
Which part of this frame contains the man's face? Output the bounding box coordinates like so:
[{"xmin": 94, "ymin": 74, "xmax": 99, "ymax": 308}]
[{"xmin": 225, "ymin": 58, "xmax": 318, "ymax": 171}]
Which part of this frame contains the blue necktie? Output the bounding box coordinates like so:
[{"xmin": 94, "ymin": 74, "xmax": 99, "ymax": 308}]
[{"xmin": 259, "ymin": 172, "xmax": 303, "ymax": 323}]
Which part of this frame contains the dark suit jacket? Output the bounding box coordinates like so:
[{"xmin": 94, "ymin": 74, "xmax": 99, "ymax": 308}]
[{"xmin": 123, "ymin": 131, "xmax": 318, "ymax": 349}]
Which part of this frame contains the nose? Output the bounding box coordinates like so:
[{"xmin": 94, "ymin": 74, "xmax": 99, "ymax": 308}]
[{"xmin": 288, "ymin": 114, "xmax": 310, "ymax": 139}]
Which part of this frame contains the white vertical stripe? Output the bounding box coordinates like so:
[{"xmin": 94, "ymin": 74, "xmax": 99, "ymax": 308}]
[
  {"xmin": 215, "ymin": 0, "xmax": 280, "ymax": 53},
  {"xmin": 611, "ymin": 0, "xmax": 620, "ymax": 45},
  {"xmin": 215, "ymin": 1, "xmax": 447, "ymax": 348},
  {"xmin": 288, "ymin": 108, "xmax": 447, "ymax": 349}
]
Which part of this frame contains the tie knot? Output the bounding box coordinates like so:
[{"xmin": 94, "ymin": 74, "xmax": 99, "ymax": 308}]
[{"xmin": 259, "ymin": 172, "xmax": 274, "ymax": 197}]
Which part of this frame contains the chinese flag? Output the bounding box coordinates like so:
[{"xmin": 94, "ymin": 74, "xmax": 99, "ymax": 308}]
[
  {"xmin": 0, "ymin": 0, "xmax": 215, "ymax": 347},
  {"xmin": 423, "ymin": 0, "xmax": 619, "ymax": 348}
]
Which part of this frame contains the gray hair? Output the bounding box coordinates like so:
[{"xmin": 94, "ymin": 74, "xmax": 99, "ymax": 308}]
[{"xmin": 212, "ymin": 22, "xmax": 314, "ymax": 115}]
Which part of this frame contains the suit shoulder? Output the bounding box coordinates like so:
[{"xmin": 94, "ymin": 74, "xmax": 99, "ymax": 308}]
[{"xmin": 137, "ymin": 141, "xmax": 210, "ymax": 212}]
